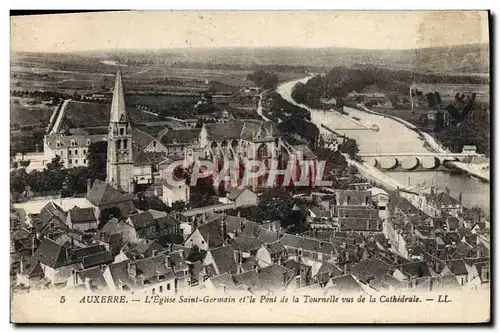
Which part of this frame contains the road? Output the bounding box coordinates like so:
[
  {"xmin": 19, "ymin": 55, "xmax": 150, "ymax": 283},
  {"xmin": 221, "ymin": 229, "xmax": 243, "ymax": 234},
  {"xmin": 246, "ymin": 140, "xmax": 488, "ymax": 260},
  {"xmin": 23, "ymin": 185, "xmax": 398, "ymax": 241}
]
[{"xmin": 256, "ymin": 90, "xmax": 271, "ymax": 122}]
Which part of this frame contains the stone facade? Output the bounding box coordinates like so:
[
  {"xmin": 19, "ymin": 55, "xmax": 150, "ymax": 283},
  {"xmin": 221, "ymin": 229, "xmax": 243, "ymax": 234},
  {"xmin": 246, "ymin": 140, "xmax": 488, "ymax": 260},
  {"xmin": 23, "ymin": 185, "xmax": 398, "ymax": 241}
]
[{"xmin": 106, "ymin": 69, "xmax": 134, "ymax": 193}]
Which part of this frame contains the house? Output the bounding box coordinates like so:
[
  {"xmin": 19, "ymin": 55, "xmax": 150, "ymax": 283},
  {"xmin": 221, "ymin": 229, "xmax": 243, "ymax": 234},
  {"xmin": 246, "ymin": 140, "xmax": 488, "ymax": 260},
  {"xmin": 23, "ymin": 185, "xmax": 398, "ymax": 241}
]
[
  {"xmin": 283, "ymin": 258, "xmax": 313, "ymax": 289},
  {"xmin": 103, "ymin": 256, "xmax": 176, "ymax": 294},
  {"xmin": 324, "ymin": 274, "xmax": 368, "ymax": 293},
  {"xmin": 350, "ymin": 258, "xmax": 394, "ymax": 287},
  {"xmin": 65, "ymin": 266, "xmax": 109, "ymax": 292},
  {"xmin": 121, "ymin": 239, "xmax": 166, "ymax": 260},
  {"xmin": 368, "ymin": 187, "xmax": 389, "ymax": 220},
  {"xmin": 94, "ymin": 218, "xmax": 138, "ymax": 255},
  {"xmin": 446, "ymin": 259, "xmax": 469, "ymax": 286},
  {"xmin": 126, "ymin": 211, "xmax": 159, "ymax": 240},
  {"xmin": 168, "ymin": 250, "xmax": 190, "ymax": 289},
  {"xmin": 280, "ymin": 233, "xmax": 339, "ymax": 264},
  {"xmin": 16, "ymin": 257, "xmax": 45, "ymax": 287},
  {"xmin": 233, "ymin": 264, "xmax": 296, "ymax": 292},
  {"xmin": 66, "ymin": 207, "xmax": 98, "ymax": 232},
  {"xmin": 203, "ymin": 245, "xmax": 238, "ymax": 276},
  {"xmin": 26, "ymin": 201, "xmax": 67, "ymax": 236},
  {"xmin": 219, "ymin": 187, "xmax": 257, "ymax": 207},
  {"xmin": 338, "ymin": 216, "xmax": 382, "ymax": 236},
  {"xmin": 184, "ymin": 218, "xmax": 227, "ymax": 251},
  {"xmin": 162, "ymin": 182, "xmax": 190, "ymax": 207},
  {"xmin": 335, "ymin": 190, "xmax": 373, "ymax": 206},
  {"xmin": 255, "ymin": 241, "xmax": 287, "ymax": 268},
  {"xmin": 31, "ymin": 238, "xmax": 81, "ymax": 284},
  {"xmin": 313, "ymin": 260, "xmax": 343, "ymax": 286},
  {"xmin": 203, "ymin": 272, "xmax": 238, "ymax": 292},
  {"xmin": 86, "ymin": 179, "xmax": 136, "ymax": 222}
]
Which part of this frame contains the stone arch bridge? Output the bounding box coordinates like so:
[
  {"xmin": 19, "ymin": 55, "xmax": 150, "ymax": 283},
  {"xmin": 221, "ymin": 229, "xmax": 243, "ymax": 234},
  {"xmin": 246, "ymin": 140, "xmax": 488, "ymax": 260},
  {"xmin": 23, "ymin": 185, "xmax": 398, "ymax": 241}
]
[{"xmin": 357, "ymin": 152, "xmax": 477, "ymax": 172}]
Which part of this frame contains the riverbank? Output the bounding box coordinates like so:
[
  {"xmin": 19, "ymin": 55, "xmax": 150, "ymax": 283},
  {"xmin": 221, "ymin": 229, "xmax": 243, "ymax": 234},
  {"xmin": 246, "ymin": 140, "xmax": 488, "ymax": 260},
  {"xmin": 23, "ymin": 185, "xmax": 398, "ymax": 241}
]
[
  {"xmin": 276, "ymin": 76, "xmax": 490, "ymax": 213},
  {"xmin": 355, "ymin": 104, "xmax": 448, "ymax": 154}
]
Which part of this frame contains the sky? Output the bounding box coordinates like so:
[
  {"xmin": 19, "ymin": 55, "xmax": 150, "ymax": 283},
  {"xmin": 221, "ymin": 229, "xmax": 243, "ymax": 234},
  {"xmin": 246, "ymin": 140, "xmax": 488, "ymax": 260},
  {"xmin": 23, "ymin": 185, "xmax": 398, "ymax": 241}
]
[{"xmin": 11, "ymin": 11, "xmax": 490, "ymax": 52}]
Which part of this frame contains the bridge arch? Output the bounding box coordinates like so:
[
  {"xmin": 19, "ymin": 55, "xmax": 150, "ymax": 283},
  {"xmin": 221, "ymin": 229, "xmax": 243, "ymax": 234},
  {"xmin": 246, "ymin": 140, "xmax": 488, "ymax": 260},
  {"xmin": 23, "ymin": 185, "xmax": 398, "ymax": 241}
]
[
  {"xmin": 379, "ymin": 157, "xmax": 399, "ymax": 170},
  {"xmin": 400, "ymin": 157, "xmax": 420, "ymax": 171},
  {"xmin": 421, "ymin": 156, "xmax": 441, "ymax": 170}
]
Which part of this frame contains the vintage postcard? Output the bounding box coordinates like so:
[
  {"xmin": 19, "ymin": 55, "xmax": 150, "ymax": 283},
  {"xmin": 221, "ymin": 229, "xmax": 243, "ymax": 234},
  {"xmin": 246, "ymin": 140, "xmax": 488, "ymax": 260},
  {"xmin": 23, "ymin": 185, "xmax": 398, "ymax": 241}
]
[{"xmin": 10, "ymin": 10, "xmax": 490, "ymax": 323}]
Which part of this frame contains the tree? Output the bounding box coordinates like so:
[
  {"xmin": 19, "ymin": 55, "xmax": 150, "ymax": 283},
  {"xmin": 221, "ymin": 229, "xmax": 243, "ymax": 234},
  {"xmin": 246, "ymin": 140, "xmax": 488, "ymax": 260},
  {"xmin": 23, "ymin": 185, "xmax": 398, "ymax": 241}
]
[
  {"xmin": 339, "ymin": 139, "xmax": 359, "ymax": 160},
  {"xmin": 19, "ymin": 160, "xmax": 30, "ymax": 168},
  {"xmin": 66, "ymin": 167, "xmax": 89, "ymax": 195},
  {"xmin": 10, "ymin": 168, "xmax": 28, "ymax": 194},
  {"xmin": 186, "ymin": 245, "xmax": 206, "ymax": 262},
  {"xmin": 171, "ymin": 200, "xmax": 186, "ymax": 212},
  {"xmin": 348, "ymin": 165, "xmax": 358, "ymax": 175},
  {"xmin": 87, "ymin": 141, "xmax": 107, "ymax": 181}
]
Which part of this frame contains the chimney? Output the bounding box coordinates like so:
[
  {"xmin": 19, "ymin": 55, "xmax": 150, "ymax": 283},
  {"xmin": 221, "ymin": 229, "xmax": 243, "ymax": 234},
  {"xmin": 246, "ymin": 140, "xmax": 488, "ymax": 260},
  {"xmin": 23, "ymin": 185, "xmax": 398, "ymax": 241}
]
[
  {"xmin": 84, "ymin": 277, "xmax": 92, "ymax": 291},
  {"xmin": 282, "ymin": 271, "xmax": 288, "ymax": 286},
  {"xmin": 128, "ymin": 262, "xmax": 137, "ymax": 279},
  {"xmin": 221, "ymin": 219, "xmax": 227, "ymax": 238},
  {"xmin": 87, "ymin": 179, "xmax": 92, "ymax": 196},
  {"xmin": 72, "ymin": 269, "xmax": 78, "ymax": 286},
  {"xmin": 152, "ymin": 250, "xmax": 157, "ymax": 257}
]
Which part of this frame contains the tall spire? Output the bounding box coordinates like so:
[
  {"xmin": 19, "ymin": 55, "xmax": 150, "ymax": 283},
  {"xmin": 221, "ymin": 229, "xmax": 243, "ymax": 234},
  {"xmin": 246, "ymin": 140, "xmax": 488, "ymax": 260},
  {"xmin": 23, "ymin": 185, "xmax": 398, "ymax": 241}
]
[{"xmin": 109, "ymin": 67, "xmax": 128, "ymax": 123}]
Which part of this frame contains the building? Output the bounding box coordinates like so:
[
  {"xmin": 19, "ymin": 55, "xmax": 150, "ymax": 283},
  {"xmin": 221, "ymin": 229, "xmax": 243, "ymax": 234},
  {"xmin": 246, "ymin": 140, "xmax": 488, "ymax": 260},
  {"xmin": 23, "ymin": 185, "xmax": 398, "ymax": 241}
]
[
  {"xmin": 162, "ymin": 182, "xmax": 190, "ymax": 207},
  {"xmin": 85, "ymin": 179, "xmax": 136, "ymax": 222},
  {"xmin": 219, "ymin": 187, "xmax": 257, "ymax": 207},
  {"xmin": 66, "ymin": 207, "xmax": 99, "ymax": 232},
  {"xmin": 106, "ymin": 68, "xmax": 135, "ymax": 193}
]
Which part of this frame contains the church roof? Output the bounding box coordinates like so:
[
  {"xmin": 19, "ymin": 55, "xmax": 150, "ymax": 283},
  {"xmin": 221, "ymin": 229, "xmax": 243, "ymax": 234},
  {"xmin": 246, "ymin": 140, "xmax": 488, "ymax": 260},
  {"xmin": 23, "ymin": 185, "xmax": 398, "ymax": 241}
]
[
  {"xmin": 86, "ymin": 179, "xmax": 134, "ymax": 206},
  {"xmin": 109, "ymin": 68, "xmax": 128, "ymax": 124}
]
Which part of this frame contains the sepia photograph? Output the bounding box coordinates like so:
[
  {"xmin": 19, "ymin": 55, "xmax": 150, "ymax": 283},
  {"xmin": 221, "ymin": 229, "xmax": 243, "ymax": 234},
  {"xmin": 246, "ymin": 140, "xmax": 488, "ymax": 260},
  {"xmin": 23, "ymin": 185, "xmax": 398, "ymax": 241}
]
[{"xmin": 9, "ymin": 10, "xmax": 491, "ymax": 324}]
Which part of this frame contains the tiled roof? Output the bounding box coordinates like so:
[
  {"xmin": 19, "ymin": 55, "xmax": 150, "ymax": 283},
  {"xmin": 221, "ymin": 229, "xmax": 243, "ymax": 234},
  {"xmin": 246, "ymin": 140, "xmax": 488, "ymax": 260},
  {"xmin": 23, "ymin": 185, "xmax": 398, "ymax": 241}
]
[
  {"xmin": 39, "ymin": 201, "xmax": 67, "ymax": 227},
  {"xmin": 193, "ymin": 219, "xmax": 225, "ymax": 249},
  {"xmin": 351, "ymin": 258, "xmax": 392, "ymax": 281},
  {"xmin": 86, "ymin": 179, "xmax": 134, "ymax": 206},
  {"xmin": 208, "ymin": 245, "xmax": 238, "ymax": 275},
  {"xmin": 107, "ymin": 261, "xmax": 138, "ymax": 289},
  {"xmin": 326, "ymin": 274, "xmax": 365, "ymax": 293},
  {"xmin": 77, "ymin": 266, "xmax": 108, "ymax": 291},
  {"xmin": 45, "ymin": 132, "xmax": 107, "ymax": 150},
  {"xmin": 159, "ymin": 128, "xmax": 201, "ymax": 145},
  {"xmin": 446, "ymin": 259, "xmax": 468, "ymax": 276},
  {"xmin": 206, "ymin": 120, "xmax": 279, "ymax": 142},
  {"xmin": 207, "ymin": 273, "xmax": 237, "ymax": 290},
  {"xmin": 68, "ymin": 207, "xmax": 97, "ymax": 223},
  {"xmin": 230, "ymin": 236, "xmax": 263, "ymax": 253},
  {"xmin": 339, "ymin": 217, "xmax": 381, "ymax": 232},
  {"xmin": 74, "ymin": 245, "xmax": 107, "ymax": 259},
  {"xmin": 128, "ymin": 211, "xmax": 156, "ymax": 229},
  {"xmin": 226, "ymin": 187, "xmax": 246, "ymax": 201},
  {"xmin": 81, "ymin": 251, "xmax": 114, "ymax": 269},
  {"xmin": 34, "ymin": 238, "xmax": 72, "ymax": 269},
  {"xmin": 335, "ymin": 190, "xmax": 372, "ymax": 206},
  {"xmin": 135, "ymin": 254, "xmax": 175, "ymax": 281},
  {"xmin": 281, "ymin": 233, "xmax": 339, "ymax": 256},
  {"xmin": 315, "ymin": 261, "xmax": 343, "ymax": 284},
  {"xmin": 132, "ymin": 127, "xmax": 155, "ymax": 150},
  {"xmin": 400, "ymin": 261, "xmax": 431, "ymax": 278}
]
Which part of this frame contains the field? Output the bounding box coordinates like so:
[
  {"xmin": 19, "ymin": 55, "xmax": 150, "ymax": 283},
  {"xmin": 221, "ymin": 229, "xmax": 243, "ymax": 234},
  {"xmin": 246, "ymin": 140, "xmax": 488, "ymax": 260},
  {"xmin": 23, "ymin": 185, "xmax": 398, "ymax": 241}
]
[
  {"xmin": 412, "ymin": 83, "xmax": 490, "ymax": 103},
  {"xmin": 62, "ymin": 101, "xmax": 160, "ymax": 128},
  {"xmin": 10, "ymin": 97, "xmax": 55, "ymax": 128},
  {"xmin": 11, "ymin": 53, "xmax": 307, "ymax": 95}
]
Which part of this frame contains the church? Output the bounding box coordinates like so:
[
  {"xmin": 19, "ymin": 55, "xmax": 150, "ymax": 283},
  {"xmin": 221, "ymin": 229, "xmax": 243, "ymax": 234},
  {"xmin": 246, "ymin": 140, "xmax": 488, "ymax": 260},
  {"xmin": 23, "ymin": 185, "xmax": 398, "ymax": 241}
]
[{"xmin": 43, "ymin": 68, "xmax": 320, "ymax": 196}]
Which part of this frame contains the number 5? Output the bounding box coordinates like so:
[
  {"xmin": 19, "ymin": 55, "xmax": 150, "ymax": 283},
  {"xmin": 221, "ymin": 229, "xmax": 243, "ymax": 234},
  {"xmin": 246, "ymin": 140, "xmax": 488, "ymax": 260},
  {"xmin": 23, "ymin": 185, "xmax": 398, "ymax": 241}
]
[{"xmin": 60, "ymin": 296, "xmax": 66, "ymax": 303}]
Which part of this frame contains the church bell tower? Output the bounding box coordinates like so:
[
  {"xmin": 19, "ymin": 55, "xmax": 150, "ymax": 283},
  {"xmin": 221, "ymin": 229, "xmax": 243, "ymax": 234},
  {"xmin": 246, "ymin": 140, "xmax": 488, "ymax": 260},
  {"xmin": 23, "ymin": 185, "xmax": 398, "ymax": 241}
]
[{"xmin": 106, "ymin": 68, "xmax": 134, "ymax": 193}]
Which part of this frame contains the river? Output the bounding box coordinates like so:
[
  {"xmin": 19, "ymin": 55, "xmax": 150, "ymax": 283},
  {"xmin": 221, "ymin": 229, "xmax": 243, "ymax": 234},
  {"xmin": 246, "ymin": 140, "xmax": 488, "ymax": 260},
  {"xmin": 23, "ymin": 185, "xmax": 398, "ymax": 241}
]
[{"xmin": 277, "ymin": 78, "xmax": 490, "ymax": 215}]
